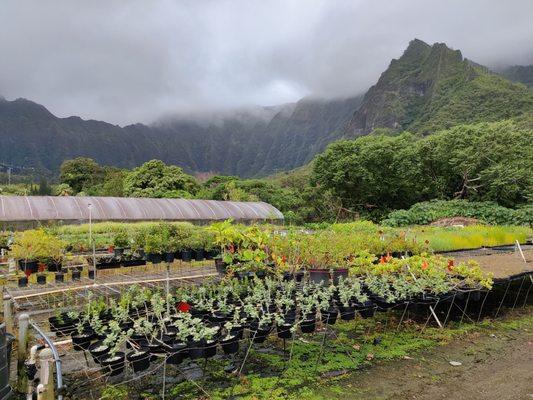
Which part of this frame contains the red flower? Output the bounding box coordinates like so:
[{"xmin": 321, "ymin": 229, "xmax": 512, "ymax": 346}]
[
  {"xmin": 281, "ymin": 255, "xmax": 287, "ymax": 263},
  {"xmin": 177, "ymin": 302, "xmax": 191, "ymax": 313},
  {"xmin": 447, "ymin": 259, "xmax": 454, "ymax": 272}
]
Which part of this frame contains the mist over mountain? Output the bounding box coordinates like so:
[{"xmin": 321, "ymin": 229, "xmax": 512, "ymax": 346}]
[{"xmin": 1, "ymin": 39, "xmax": 531, "ymax": 177}]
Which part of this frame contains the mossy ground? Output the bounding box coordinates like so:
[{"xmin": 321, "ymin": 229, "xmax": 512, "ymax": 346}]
[{"xmin": 100, "ymin": 307, "xmax": 532, "ymax": 399}]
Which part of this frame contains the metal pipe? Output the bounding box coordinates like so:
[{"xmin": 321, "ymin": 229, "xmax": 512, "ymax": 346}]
[{"xmin": 29, "ymin": 321, "xmax": 63, "ymax": 400}]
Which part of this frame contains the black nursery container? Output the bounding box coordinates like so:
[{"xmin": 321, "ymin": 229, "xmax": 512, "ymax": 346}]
[
  {"xmin": 101, "ymin": 352, "xmax": 125, "ymax": 376},
  {"xmin": 194, "ymin": 249, "xmax": 205, "ymax": 261},
  {"xmin": 71, "ymin": 332, "xmax": 94, "ymax": 351},
  {"xmin": 339, "ymin": 305, "xmax": 356, "ymax": 321},
  {"xmin": 127, "ymin": 350, "xmax": 151, "ymax": 372},
  {"xmin": 17, "ymin": 277, "xmax": 28, "ymax": 287},
  {"xmin": 71, "ymin": 270, "xmax": 81, "ymax": 281},
  {"xmin": 18, "ymin": 260, "xmax": 38, "ymax": 274},
  {"xmin": 164, "ymin": 252, "xmax": 175, "ymax": 263},
  {"xmin": 36, "ymin": 274, "xmax": 47, "ymax": 285},
  {"xmin": 88, "ymin": 341, "xmax": 110, "ymax": 363},
  {"xmin": 188, "ymin": 340, "xmax": 204, "ymax": 360},
  {"xmin": 181, "ymin": 250, "xmax": 192, "ymax": 262},
  {"xmin": 166, "ymin": 342, "xmax": 188, "ymax": 365},
  {"xmin": 55, "ymin": 273, "xmax": 64, "ymax": 283},
  {"xmin": 147, "ymin": 253, "xmax": 163, "ymax": 264},
  {"xmin": 277, "ymin": 323, "xmax": 293, "ymax": 339},
  {"xmin": 300, "ymin": 317, "xmax": 316, "ymax": 334},
  {"xmin": 221, "ymin": 336, "xmax": 239, "ymax": 355},
  {"xmin": 309, "ymin": 269, "xmax": 330, "ymax": 285},
  {"xmin": 321, "ymin": 308, "xmax": 338, "ymax": 325}
]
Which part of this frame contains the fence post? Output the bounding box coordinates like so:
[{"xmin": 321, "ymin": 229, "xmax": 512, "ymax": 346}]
[
  {"xmin": 16, "ymin": 313, "xmax": 29, "ymax": 393},
  {"xmin": 3, "ymin": 293, "xmax": 13, "ymax": 335},
  {"xmin": 37, "ymin": 348, "xmax": 55, "ymax": 400}
]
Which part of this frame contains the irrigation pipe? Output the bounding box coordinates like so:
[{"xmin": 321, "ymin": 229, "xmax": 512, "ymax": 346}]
[{"xmin": 29, "ymin": 320, "xmax": 64, "ymax": 400}]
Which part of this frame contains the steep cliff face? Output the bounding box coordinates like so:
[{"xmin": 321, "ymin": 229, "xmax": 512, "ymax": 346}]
[
  {"xmin": 344, "ymin": 39, "xmax": 533, "ymax": 136},
  {"xmin": 0, "ymin": 94, "xmax": 362, "ymax": 176}
]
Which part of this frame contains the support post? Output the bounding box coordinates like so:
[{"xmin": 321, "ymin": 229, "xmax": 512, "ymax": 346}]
[
  {"xmin": 3, "ymin": 293, "xmax": 13, "ymax": 335},
  {"xmin": 37, "ymin": 348, "xmax": 55, "ymax": 400},
  {"xmin": 17, "ymin": 313, "xmax": 29, "ymax": 393}
]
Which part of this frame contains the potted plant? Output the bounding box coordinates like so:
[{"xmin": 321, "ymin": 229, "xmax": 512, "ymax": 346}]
[
  {"xmin": 220, "ymin": 321, "xmax": 240, "ymax": 354},
  {"xmin": 112, "ymin": 229, "xmax": 130, "ymax": 258},
  {"xmin": 144, "ymin": 232, "xmax": 163, "ymax": 264}
]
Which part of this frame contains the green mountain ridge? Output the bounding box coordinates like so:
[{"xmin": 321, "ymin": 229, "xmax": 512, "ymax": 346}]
[
  {"xmin": 1, "ymin": 39, "xmax": 531, "ymax": 177},
  {"xmin": 344, "ymin": 39, "xmax": 533, "ymax": 135}
]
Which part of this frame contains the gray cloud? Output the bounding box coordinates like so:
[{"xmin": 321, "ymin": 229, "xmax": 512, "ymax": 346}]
[{"xmin": 1, "ymin": 0, "xmax": 532, "ymax": 125}]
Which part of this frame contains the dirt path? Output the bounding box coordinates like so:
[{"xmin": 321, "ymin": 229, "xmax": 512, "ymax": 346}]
[{"xmin": 317, "ymin": 313, "xmax": 533, "ymax": 400}]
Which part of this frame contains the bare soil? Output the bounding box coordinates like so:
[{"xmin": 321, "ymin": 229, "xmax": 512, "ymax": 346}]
[
  {"xmin": 317, "ymin": 310, "xmax": 533, "ymax": 400},
  {"xmin": 453, "ymin": 249, "xmax": 532, "ymax": 279}
]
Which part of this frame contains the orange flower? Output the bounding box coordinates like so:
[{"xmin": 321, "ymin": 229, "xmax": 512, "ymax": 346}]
[
  {"xmin": 379, "ymin": 255, "xmax": 387, "ymax": 264},
  {"xmin": 421, "ymin": 260, "xmax": 429, "ymax": 270},
  {"xmin": 385, "ymin": 252, "xmax": 392, "ymax": 262}
]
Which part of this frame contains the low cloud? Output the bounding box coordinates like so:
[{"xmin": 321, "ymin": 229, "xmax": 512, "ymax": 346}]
[{"xmin": 1, "ymin": 0, "xmax": 532, "ymax": 124}]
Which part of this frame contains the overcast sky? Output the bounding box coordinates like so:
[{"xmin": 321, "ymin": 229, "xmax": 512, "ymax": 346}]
[{"xmin": 1, "ymin": 0, "xmax": 532, "ymax": 125}]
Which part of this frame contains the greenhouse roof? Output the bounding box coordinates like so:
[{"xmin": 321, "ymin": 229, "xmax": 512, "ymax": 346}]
[{"xmin": 0, "ymin": 196, "xmax": 284, "ymax": 222}]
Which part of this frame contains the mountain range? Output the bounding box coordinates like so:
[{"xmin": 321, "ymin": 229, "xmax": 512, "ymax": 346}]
[{"xmin": 1, "ymin": 39, "xmax": 531, "ymax": 177}]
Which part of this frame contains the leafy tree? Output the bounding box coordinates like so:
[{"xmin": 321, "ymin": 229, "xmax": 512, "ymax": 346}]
[
  {"xmin": 59, "ymin": 157, "xmax": 104, "ymax": 194},
  {"xmin": 123, "ymin": 160, "xmax": 199, "ymax": 198},
  {"xmin": 312, "ymin": 133, "xmax": 429, "ymax": 214}
]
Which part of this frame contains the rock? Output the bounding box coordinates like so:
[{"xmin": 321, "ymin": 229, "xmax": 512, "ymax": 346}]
[{"xmin": 449, "ymin": 361, "xmax": 462, "ymax": 366}]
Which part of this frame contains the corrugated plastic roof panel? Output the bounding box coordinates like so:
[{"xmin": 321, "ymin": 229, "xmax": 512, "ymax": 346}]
[{"xmin": 0, "ymin": 196, "xmax": 284, "ymax": 222}]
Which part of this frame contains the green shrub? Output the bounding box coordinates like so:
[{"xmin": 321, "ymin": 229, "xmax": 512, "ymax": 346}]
[{"xmin": 382, "ymin": 200, "xmax": 532, "ymax": 226}]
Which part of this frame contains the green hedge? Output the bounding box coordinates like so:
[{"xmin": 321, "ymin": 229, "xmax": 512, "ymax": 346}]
[{"xmin": 382, "ymin": 200, "xmax": 532, "ymax": 227}]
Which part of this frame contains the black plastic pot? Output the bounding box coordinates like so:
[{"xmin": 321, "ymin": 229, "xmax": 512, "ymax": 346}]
[
  {"xmin": 37, "ymin": 274, "xmax": 47, "ymax": 285},
  {"xmin": 210, "ymin": 311, "xmax": 230, "ymax": 324},
  {"xmin": 47, "ymin": 260, "xmax": 62, "ymax": 272},
  {"xmin": 181, "ymin": 250, "xmax": 192, "ymax": 262},
  {"xmin": 357, "ymin": 300, "xmax": 376, "ymax": 319},
  {"xmin": 147, "ymin": 253, "xmax": 163, "ymax": 264},
  {"xmin": 101, "ymin": 352, "xmax": 125, "ymax": 376},
  {"xmin": 114, "ymin": 248, "xmax": 125, "ymax": 258},
  {"xmin": 300, "ymin": 317, "xmax": 316, "ymax": 334},
  {"xmin": 339, "ymin": 305, "xmax": 356, "ymax": 321},
  {"xmin": 205, "ymin": 250, "xmax": 214, "ymax": 260},
  {"xmin": 166, "ymin": 341, "xmax": 188, "ymax": 365},
  {"xmin": 230, "ymin": 325, "xmax": 244, "ymax": 340},
  {"xmin": 71, "ymin": 270, "xmax": 81, "ymax": 281},
  {"xmin": 204, "ymin": 340, "xmax": 218, "ymax": 358},
  {"xmin": 18, "ymin": 277, "xmax": 28, "ymax": 287},
  {"xmin": 127, "ymin": 350, "xmax": 151, "ymax": 372},
  {"xmin": 250, "ymin": 324, "xmax": 271, "ymax": 344},
  {"xmin": 331, "ymin": 269, "xmax": 348, "ymax": 285},
  {"xmin": 88, "ymin": 341, "xmax": 110, "ymax": 363},
  {"xmin": 188, "ymin": 340, "xmax": 205, "ymax": 360},
  {"xmin": 309, "ymin": 269, "xmax": 330, "ymax": 285},
  {"xmin": 321, "ymin": 308, "xmax": 338, "ymax": 325},
  {"xmin": 194, "ymin": 249, "xmax": 205, "ymax": 261},
  {"xmin": 49, "ymin": 316, "xmax": 76, "ymax": 336},
  {"xmin": 55, "ymin": 273, "xmax": 64, "ymax": 283},
  {"xmin": 88, "ymin": 270, "xmax": 95, "ymax": 279},
  {"xmin": 221, "ymin": 336, "xmax": 239, "ymax": 354},
  {"xmin": 18, "ymin": 260, "xmax": 38, "ymax": 273},
  {"xmin": 277, "ymin": 323, "xmax": 293, "ymax": 339},
  {"xmin": 215, "ymin": 259, "xmax": 227, "ymax": 275},
  {"xmin": 71, "ymin": 332, "xmax": 94, "ymax": 351},
  {"xmin": 164, "ymin": 252, "xmax": 175, "ymax": 263}
]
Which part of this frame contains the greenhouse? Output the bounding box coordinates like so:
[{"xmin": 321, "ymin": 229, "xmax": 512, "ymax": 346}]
[{"xmin": 0, "ymin": 195, "xmax": 284, "ymax": 226}]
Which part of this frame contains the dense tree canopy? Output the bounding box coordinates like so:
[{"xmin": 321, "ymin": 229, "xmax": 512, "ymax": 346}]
[
  {"xmin": 123, "ymin": 160, "xmax": 200, "ymax": 198},
  {"xmin": 313, "ymin": 119, "xmax": 533, "ymax": 215},
  {"xmin": 59, "ymin": 157, "xmax": 104, "ymax": 194}
]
